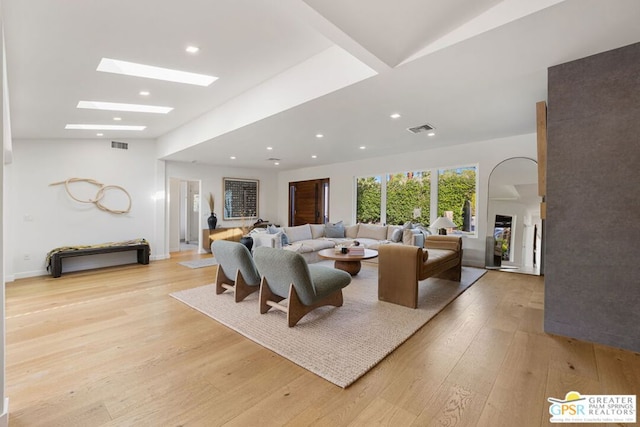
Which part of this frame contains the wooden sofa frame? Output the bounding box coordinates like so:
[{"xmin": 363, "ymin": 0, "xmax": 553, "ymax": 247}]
[{"xmin": 378, "ymin": 235, "xmax": 463, "ymax": 308}]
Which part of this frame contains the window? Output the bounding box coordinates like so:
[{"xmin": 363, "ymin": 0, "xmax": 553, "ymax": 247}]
[
  {"xmin": 193, "ymin": 194, "xmax": 200, "ymax": 212},
  {"xmin": 437, "ymin": 166, "xmax": 477, "ymax": 232},
  {"xmin": 386, "ymin": 171, "xmax": 430, "ymax": 225},
  {"xmin": 356, "ymin": 165, "xmax": 477, "ymax": 236},
  {"xmin": 356, "ymin": 176, "xmax": 381, "ymax": 223}
]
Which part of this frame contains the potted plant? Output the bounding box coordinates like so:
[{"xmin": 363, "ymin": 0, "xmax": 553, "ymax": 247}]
[{"xmin": 207, "ymin": 193, "xmax": 217, "ymax": 230}]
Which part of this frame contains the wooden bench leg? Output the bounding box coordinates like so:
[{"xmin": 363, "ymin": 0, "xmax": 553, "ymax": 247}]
[
  {"xmin": 51, "ymin": 255, "xmax": 63, "ymax": 278},
  {"xmin": 137, "ymin": 247, "xmax": 150, "ymax": 264}
]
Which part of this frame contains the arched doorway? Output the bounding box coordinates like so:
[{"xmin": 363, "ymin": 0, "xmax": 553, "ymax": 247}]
[{"xmin": 485, "ymin": 157, "xmax": 542, "ymax": 275}]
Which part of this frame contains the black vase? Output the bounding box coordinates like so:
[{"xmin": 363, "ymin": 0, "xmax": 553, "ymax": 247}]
[
  {"xmin": 207, "ymin": 212, "xmax": 217, "ymax": 230},
  {"xmin": 240, "ymin": 236, "xmax": 253, "ymax": 251}
]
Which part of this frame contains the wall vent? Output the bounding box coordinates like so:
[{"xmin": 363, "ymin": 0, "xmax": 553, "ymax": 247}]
[
  {"xmin": 111, "ymin": 141, "xmax": 128, "ymax": 150},
  {"xmin": 407, "ymin": 123, "xmax": 435, "ymax": 134}
]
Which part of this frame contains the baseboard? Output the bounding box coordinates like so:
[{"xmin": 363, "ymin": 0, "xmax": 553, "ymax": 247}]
[
  {"xmin": 13, "ymin": 269, "xmax": 49, "ymax": 280},
  {"xmin": 0, "ymin": 397, "xmax": 9, "ymax": 427},
  {"xmin": 11, "ymin": 256, "xmax": 169, "ymax": 279}
]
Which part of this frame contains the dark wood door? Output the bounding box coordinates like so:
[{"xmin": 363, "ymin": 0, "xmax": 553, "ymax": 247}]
[{"xmin": 289, "ymin": 178, "xmax": 329, "ymax": 226}]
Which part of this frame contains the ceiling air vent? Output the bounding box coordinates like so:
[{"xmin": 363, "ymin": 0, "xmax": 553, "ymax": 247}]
[
  {"xmin": 266, "ymin": 157, "xmax": 281, "ymax": 161},
  {"xmin": 111, "ymin": 141, "xmax": 128, "ymax": 150},
  {"xmin": 407, "ymin": 123, "xmax": 435, "ymax": 134}
]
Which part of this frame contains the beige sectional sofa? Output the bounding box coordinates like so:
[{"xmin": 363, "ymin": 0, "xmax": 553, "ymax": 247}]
[{"xmin": 251, "ymin": 222, "xmax": 428, "ymax": 263}]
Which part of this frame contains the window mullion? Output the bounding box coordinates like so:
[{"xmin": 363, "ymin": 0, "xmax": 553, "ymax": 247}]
[{"xmin": 381, "ymin": 174, "xmax": 387, "ymax": 225}]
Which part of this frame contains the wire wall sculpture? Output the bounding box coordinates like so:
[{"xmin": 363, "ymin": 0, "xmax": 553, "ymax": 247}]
[{"xmin": 50, "ymin": 177, "xmax": 132, "ymax": 214}]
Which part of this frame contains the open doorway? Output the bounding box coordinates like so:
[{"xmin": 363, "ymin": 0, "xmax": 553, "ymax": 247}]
[
  {"xmin": 169, "ymin": 178, "xmax": 200, "ymax": 253},
  {"xmin": 288, "ymin": 178, "xmax": 329, "ymax": 226}
]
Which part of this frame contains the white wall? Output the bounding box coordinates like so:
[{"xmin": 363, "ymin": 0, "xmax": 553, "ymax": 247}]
[
  {"xmin": 168, "ymin": 177, "xmax": 181, "ymax": 252},
  {"xmin": 276, "ymin": 133, "xmax": 538, "ymax": 267},
  {"xmin": 165, "ymin": 161, "xmax": 278, "ymax": 253},
  {"xmin": 6, "ymin": 138, "xmax": 162, "ymax": 279}
]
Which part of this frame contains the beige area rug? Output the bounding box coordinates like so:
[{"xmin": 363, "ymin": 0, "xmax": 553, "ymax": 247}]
[{"xmin": 170, "ymin": 262, "xmax": 486, "ymax": 388}]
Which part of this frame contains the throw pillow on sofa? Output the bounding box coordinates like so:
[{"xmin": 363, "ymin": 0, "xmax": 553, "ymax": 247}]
[
  {"xmin": 310, "ymin": 224, "xmax": 325, "ymax": 239},
  {"xmin": 284, "ymin": 224, "xmax": 313, "ymax": 242},
  {"xmin": 390, "ymin": 227, "xmax": 403, "ymax": 242},
  {"xmin": 402, "ymin": 228, "xmax": 424, "ymax": 247},
  {"xmin": 345, "ymin": 224, "xmax": 359, "ymax": 238},
  {"xmin": 267, "ymin": 225, "xmax": 289, "ymax": 246},
  {"xmin": 414, "ymin": 224, "xmax": 432, "ymax": 236},
  {"xmin": 325, "ymin": 221, "xmax": 345, "ymax": 238},
  {"xmin": 267, "ymin": 224, "xmax": 280, "ymax": 234},
  {"xmin": 357, "ymin": 223, "xmax": 388, "ymax": 241}
]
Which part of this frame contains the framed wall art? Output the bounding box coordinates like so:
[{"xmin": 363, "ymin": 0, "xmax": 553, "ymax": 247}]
[{"xmin": 223, "ymin": 178, "xmax": 259, "ymax": 220}]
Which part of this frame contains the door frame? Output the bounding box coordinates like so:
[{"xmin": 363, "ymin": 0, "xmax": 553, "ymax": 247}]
[{"xmin": 288, "ymin": 178, "xmax": 330, "ymax": 226}]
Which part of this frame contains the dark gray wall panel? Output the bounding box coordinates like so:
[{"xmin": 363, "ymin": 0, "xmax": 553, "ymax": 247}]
[{"xmin": 545, "ymin": 42, "xmax": 640, "ymax": 352}]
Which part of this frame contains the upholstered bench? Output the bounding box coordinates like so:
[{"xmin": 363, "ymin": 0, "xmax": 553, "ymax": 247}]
[
  {"xmin": 46, "ymin": 239, "xmax": 150, "ymax": 278},
  {"xmin": 377, "ymin": 235, "xmax": 463, "ymax": 308}
]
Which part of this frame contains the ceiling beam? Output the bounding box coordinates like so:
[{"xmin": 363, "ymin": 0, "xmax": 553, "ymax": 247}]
[{"xmin": 275, "ymin": 0, "xmax": 392, "ymax": 73}]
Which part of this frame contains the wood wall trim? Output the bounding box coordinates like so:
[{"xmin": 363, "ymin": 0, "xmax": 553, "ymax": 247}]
[{"xmin": 536, "ymin": 101, "xmax": 547, "ymax": 197}]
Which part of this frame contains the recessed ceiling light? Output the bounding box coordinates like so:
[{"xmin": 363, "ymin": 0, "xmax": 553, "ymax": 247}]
[
  {"xmin": 427, "ymin": 132, "xmax": 436, "ymax": 137},
  {"xmin": 139, "ymin": 91, "xmax": 150, "ymax": 96},
  {"xmin": 230, "ymin": 156, "xmax": 236, "ymax": 160},
  {"xmin": 185, "ymin": 46, "xmax": 200, "ymax": 54},
  {"xmin": 78, "ymin": 101, "xmax": 172, "ymax": 114},
  {"xmin": 316, "ymin": 134, "xmax": 324, "ymax": 138},
  {"xmin": 267, "ymin": 146, "xmax": 273, "ymax": 150},
  {"xmin": 96, "ymin": 133, "xmax": 104, "ymax": 136},
  {"xmin": 65, "ymin": 124, "xmax": 146, "ymax": 131},
  {"xmin": 359, "ymin": 146, "xmax": 366, "ymax": 150},
  {"xmin": 311, "ymin": 155, "xmax": 317, "ymax": 159},
  {"xmin": 97, "ymin": 58, "xmax": 217, "ymax": 87},
  {"xmin": 390, "ymin": 113, "xmax": 401, "ymax": 119},
  {"xmin": 274, "ymin": 162, "xmax": 280, "ymax": 166},
  {"xmin": 113, "ymin": 117, "xmax": 122, "ymax": 121}
]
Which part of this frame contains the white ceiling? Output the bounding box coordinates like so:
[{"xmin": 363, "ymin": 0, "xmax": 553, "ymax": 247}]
[{"xmin": 4, "ymin": 0, "xmax": 640, "ymax": 171}]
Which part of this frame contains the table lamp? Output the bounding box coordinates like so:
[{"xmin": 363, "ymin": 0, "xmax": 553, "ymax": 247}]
[{"xmin": 431, "ymin": 216, "xmax": 457, "ymax": 235}]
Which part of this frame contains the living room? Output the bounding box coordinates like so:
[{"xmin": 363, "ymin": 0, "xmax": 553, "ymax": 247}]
[{"xmin": 2, "ymin": 1, "xmax": 640, "ymax": 425}]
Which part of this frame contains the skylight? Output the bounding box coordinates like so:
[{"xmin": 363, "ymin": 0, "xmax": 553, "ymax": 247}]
[
  {"xmin": 97, "ymin": 58, "xmax": 217, "ymax": 87},
  {"xmin": 77, "ymin": 101, "xmax": 172, "ymax": 114},
  {"xmin": 65, "ymin": 124, "xmax": 146, "ymax": 131}
]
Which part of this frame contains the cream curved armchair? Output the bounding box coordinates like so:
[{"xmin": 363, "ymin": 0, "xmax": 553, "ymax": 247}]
[
  {"xmin": 211, "ymin": 240, "xmax": 261, "ymax": 302},
  {"xmin": 253, "ymin": 247, "xmax": 352, "ymax": 327}
]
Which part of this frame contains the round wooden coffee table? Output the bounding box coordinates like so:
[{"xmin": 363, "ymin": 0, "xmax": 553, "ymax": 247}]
[{"xmin": 318, "ymin": 248, "xmax": 378, "ymax": 276}]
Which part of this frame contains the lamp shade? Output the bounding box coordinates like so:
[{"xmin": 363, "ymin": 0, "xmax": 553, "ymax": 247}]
[
  {"xmin": 432, "ymin": 216, "xmax": 457, "ymax": 229},
  {"xmin": 431, "ymin": 216, "xmax": 457, "ymax": 235}
]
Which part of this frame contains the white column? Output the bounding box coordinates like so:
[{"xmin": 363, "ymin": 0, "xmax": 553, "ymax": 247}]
[{"xmin": 1, "ymin": 13, "xmax": 11, "ymax": 425}]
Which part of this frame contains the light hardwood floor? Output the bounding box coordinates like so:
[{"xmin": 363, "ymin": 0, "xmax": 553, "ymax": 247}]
[{"xmin": 5, "ymin": 251, "xmax": 639, "ymax": 426}]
